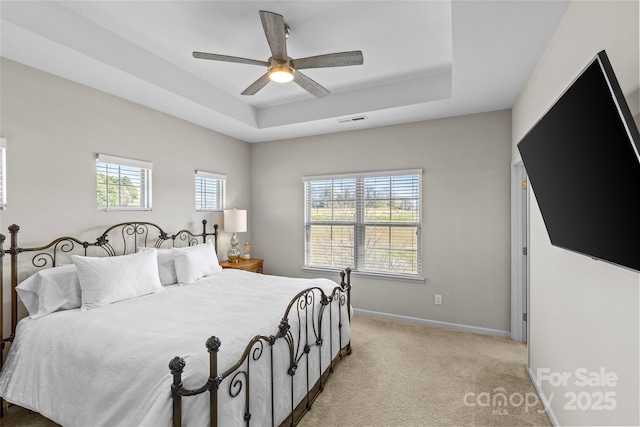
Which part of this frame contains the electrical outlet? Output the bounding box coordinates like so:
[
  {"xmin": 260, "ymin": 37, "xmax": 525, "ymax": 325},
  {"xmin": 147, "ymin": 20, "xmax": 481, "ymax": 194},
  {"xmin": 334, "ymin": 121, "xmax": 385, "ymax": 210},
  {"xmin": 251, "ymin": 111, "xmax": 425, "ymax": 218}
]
[{"xmin": 435, "ymin": 294, "xmax": 442, "ymax": 305}]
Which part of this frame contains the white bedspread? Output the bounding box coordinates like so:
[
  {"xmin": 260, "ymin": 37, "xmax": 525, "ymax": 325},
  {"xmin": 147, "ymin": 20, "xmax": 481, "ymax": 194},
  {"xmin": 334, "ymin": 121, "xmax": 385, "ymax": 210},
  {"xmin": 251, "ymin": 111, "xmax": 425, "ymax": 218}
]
[{"xmin": 0, "ymin": 270, "xmax": 350, "ymax": 426}]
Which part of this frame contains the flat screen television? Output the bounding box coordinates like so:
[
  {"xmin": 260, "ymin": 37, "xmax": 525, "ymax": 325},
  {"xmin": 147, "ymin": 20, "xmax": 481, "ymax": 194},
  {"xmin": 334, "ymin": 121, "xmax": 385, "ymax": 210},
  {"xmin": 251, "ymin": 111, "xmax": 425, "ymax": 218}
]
[{"xmin": 517, "ymin": 50, "xmax": 640, "ymax": 272}]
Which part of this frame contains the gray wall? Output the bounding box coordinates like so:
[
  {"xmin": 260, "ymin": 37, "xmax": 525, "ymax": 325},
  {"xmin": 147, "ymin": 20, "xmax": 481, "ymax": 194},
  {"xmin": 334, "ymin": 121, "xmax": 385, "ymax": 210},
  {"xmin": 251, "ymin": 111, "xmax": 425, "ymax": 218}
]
[
  {"xmin": 512, "ymin": 1, "xmax": 639, "ymax": 425},
  {"xmin": 251, "ymin": 110, "xmax": 512, "ymax": 333},
  {"xmin": 0, "ymin": 59, "xmax": 252, "ymax": 333}
]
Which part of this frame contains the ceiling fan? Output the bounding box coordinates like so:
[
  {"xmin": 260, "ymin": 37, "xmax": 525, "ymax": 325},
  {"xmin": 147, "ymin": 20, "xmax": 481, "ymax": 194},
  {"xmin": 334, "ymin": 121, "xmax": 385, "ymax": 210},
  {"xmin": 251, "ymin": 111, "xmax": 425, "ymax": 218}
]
[{"xmin": 193, "ymin": 10, "xmax": 364, "ymax": 99}]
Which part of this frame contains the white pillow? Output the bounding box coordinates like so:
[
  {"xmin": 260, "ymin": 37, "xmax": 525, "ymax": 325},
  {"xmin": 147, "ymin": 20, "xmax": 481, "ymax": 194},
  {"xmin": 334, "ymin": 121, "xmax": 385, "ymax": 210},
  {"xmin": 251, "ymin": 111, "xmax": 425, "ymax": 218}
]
[
  {"xmin": 16, "ymin": 264, "xmax": 82, "ymax": 319},
  {"xmin": 137, "ymin": 247, "xmax": 178, "ymax": 286},
  {"xmin": 172, "ymin": 240, "xmax": 222, "ymax": 284},
  {"xmin": 72, "ymin": 249, "xmax": 163, "ymax": 310}
]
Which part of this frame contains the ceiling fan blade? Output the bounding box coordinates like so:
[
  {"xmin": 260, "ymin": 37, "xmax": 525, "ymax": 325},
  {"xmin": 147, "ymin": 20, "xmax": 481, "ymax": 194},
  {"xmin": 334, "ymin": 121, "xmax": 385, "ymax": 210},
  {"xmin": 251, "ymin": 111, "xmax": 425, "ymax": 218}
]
[
  {"xmin": 241, "ymin": 73, "xmax": 271, "ymax": 96},
  {"xmin": 294, "ymin": 71, "xmax": 330, "ymax": 98},
  {"xmin": 293, "ymin": 51, "xmax": 364, "ymax": 70},
  {"xmin": 193, "ymin": 52, "xmax": 269, "ymax": 67},
  {"xmin": 259, "ymin": 10, "xmax": 288, "ymax": 62}
]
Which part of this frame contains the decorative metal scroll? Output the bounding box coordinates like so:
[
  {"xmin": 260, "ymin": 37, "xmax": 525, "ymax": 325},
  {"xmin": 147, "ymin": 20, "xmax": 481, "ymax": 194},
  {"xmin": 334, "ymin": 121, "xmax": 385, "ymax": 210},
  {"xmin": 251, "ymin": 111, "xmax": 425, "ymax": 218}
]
[
  {"xmin": 9, "ymin": 220, "xmax": 217, "ymax": 269},
  {"xmin": 170, "ymin": 268, "xmax": 352, "ymax": 427}
]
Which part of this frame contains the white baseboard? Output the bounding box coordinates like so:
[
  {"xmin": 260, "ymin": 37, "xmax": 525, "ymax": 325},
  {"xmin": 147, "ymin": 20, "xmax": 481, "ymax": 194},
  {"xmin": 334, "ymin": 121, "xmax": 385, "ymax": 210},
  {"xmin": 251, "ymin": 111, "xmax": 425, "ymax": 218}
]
[
  {"xmin": 353, "ymin": 308, "xmax": 511, "ymax": 338},
  {"xmin": 528, "ymin": 367, "xmax": 560, "ymax": 426}
]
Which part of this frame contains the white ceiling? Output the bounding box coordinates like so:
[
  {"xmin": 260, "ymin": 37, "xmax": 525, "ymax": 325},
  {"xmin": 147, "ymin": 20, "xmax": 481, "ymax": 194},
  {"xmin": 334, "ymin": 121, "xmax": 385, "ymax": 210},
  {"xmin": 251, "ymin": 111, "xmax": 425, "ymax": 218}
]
[{"xmin": 0, "ymin": 1, "xmax": 570, "ymax": 143}]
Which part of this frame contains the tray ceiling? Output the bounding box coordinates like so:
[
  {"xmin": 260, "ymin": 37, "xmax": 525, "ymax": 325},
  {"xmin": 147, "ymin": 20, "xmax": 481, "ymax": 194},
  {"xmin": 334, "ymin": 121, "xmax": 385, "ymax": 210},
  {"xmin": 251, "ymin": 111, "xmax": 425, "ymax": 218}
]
[{"xmin": 0, "ymin": 1, "xmax": 570, "ymax": 142}]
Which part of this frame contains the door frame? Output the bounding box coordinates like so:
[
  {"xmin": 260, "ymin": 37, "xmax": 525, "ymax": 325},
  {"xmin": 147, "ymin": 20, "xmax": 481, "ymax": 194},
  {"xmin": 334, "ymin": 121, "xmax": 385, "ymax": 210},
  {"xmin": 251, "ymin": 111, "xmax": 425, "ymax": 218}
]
[{"xmin": 510, "ymin": 159, "xmax": 528, "ymax": 342}]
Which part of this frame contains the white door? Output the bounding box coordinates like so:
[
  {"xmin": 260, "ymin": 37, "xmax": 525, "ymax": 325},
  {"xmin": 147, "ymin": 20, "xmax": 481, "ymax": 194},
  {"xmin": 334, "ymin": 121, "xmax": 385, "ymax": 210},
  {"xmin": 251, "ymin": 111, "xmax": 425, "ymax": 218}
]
[
  {"xmin": 511, "ymin": 161, "xmax": 528, "ymax": 342},
  {"xmin": 521, "ymin": 171, "xmax": 528, "ymax": 343}
]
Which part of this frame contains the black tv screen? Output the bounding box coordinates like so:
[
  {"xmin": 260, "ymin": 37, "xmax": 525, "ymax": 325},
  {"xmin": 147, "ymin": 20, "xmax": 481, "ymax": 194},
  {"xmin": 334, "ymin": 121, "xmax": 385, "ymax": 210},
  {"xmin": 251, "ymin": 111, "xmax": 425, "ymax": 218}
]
[{"xmin": 517, "ymin": 50, "xmax": 640, "ymax": 272}]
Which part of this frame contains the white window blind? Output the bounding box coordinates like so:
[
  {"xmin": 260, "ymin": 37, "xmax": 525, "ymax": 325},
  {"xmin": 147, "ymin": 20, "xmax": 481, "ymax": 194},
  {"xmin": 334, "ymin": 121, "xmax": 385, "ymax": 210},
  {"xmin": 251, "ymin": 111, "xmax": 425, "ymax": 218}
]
[
  {"xmin": 0, "ymin": 138, "xmax": 6, "ymax": 210},
  {"xmin": 195, "ymin": 170, "xmax": 226, "ymax": 211},
  {"xmin": 96, "ymin": 154, "xmax": 152, "ymax": 211},
  {"xmin": 304, "ymin": 169, "xmax": 422, "ymax": 279}
]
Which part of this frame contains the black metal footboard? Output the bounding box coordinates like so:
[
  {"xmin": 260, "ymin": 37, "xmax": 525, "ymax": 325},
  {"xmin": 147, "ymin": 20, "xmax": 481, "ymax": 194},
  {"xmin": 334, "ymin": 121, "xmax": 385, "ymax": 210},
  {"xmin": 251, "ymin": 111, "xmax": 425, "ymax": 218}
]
[{"xmin": 169, "ymin": 268, "xmax": 352, "ymax": 427}]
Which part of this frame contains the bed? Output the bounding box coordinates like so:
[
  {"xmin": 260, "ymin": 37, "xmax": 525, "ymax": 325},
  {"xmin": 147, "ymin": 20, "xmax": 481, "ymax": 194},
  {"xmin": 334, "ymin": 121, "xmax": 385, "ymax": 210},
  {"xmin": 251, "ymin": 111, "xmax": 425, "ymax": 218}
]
[{"xmin": 0, "ymin": 220, "xmax": 352, "ymax": 426}]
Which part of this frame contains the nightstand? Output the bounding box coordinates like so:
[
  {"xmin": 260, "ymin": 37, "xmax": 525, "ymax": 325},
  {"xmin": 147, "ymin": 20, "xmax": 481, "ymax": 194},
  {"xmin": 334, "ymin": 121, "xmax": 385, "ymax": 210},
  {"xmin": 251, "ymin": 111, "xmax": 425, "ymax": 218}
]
[{"xmin": 219, "ymin": 258, "xmax": 263, "ymax": 274}]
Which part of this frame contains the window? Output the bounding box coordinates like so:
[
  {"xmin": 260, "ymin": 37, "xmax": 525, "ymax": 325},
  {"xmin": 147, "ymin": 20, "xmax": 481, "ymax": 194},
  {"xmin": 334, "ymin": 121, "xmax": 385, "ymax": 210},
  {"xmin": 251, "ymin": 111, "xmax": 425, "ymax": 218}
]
[
  {"xmin": 195, "ymin": 170, "xmax": 226, "ymax": 211},
  {"xmin": 304, "ymin": 169, "xmax": 422, "ymax": 279},
  {"xmin": 96, "ymin": 154, "xmax": 152, "ymax": 211},
  {"xmin": 0, "ymin": 138, "xmax": 6, "ymax": 210}
]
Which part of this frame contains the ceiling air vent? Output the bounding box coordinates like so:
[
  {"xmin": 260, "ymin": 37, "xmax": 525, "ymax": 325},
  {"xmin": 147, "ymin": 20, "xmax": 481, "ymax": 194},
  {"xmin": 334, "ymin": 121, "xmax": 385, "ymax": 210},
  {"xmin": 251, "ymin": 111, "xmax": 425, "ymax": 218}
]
[{"xmin": 338, "ymin": 116, "xmax": 368, "ymax": 124}]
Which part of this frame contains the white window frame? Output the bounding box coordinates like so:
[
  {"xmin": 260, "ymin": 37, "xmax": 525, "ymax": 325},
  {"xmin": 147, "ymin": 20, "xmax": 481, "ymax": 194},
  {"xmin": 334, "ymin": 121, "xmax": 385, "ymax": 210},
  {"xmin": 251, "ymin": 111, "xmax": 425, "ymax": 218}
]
[
  {"xmin": 195, "ymin": 170, "xmax": 226, "ymax": 212},
  {"xmin": 303, "ymin": 169, "xmax": 423, "ymax": 281},
  {"xmin": 0, "ymin": 138, "xmax": 6, "ymax": 210},
  {"xmin": 96, "ymin": 154, "xmax": 152, "ymax": 211}
]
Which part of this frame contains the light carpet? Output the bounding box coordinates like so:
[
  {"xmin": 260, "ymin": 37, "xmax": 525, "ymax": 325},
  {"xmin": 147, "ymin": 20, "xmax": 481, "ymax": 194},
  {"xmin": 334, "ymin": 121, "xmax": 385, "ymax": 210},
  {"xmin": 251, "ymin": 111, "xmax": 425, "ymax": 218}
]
[{"xmin": 298, "ymin": 314, "xmax": 551, "ymax": 427}]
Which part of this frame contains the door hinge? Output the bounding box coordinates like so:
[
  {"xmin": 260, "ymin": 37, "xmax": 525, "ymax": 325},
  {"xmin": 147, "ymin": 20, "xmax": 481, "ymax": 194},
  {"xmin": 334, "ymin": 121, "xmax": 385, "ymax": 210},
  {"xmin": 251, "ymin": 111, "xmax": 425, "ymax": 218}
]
[
  {"xmin": 523, "ymin": 247, "xmax": 528, "ymax": 256},
  {"xmin": 523, "ymin": 313, "xmax": 528, "ymax": 322},
  {"xmin": 522, "ymin": 180, "xmax": 528, "ymax": 190}
]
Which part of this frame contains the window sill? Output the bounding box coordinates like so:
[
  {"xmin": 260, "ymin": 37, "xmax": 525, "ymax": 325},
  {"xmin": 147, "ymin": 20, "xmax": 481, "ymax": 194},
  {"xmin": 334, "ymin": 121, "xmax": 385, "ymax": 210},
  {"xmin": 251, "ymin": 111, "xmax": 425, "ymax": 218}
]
[
  {"xmin": 98, "ymin": 207, "xmax": 153, "ymax": 212},
  {"xmin": 301, "ymin": 267, "xmax": 425, "ymax": 284}
]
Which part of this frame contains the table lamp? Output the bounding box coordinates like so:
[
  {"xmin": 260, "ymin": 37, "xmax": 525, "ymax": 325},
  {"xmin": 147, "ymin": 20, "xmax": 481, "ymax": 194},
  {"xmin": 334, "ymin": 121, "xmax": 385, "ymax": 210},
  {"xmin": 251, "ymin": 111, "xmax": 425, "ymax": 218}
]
[{"xmin": 224, "ymin": 209, "xmax": 247, "ymax": 263}]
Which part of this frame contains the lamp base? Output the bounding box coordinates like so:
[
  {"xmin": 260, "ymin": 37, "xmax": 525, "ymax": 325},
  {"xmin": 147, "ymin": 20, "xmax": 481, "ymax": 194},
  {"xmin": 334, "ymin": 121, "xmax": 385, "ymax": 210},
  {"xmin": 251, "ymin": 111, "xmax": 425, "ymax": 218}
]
[
  {"xmin": 227, "ymin": 232, "xmax": 241, "ymax": 263},
  {"xmin": 227, "ymin": 251, "xmax": 241, "ymax": 263}
]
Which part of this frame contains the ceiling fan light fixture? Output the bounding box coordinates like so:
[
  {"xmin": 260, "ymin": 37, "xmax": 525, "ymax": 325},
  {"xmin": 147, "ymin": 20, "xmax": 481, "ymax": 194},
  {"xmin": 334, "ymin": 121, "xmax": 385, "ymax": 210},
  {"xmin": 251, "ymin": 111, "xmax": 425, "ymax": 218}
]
[{"xmin": 269, "ymin": 66, "xmax": 295, "ymax": 83}]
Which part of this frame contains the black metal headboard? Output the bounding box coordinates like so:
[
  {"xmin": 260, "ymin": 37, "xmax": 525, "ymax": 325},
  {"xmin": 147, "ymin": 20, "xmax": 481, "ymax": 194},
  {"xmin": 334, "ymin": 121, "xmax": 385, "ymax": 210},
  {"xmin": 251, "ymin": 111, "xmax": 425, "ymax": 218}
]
[{"xmin": 0, "ymin": 220, "xmax": 218, "ymax": 343}]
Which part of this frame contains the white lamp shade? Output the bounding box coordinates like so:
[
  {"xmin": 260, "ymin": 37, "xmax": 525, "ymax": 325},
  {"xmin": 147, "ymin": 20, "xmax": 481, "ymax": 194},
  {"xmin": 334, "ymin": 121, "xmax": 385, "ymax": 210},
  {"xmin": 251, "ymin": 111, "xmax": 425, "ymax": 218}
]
[{"xmin": 224, "ymin": 209, "xmax": 247, "ymax": 233}]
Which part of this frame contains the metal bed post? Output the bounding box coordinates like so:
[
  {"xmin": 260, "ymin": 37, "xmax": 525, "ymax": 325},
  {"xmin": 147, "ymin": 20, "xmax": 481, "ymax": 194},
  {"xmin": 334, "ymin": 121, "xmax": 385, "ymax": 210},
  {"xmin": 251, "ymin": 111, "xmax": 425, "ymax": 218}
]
[
  {"xmin": 206, "ymin": 336, "xmax": 222, "ymax": 427},
  {"xmin": 169, "ymin": 336, "xmax": 222, "ymax": 427},
  {"xmin": 343, "ymin": 268, "xmax": 352, "ymax": 354},
  {"xmin": 346, "ymin": 267, "xmax": 351, "ymax": 323},
  {"xmin": 8, "ymin": 225, "xmax": 19, "ymax": 340},
  {"xmin": 0, "ymin": 233, "xmax": 5, "ymax": 418},
  {"xmin": 200, "ymin": 219, "xmax": 219, "ymax": 249},
  {"xmin": 169, "ymin": 357, "xmax": 186, "ymax": 427}
]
